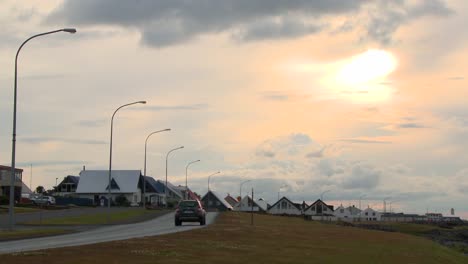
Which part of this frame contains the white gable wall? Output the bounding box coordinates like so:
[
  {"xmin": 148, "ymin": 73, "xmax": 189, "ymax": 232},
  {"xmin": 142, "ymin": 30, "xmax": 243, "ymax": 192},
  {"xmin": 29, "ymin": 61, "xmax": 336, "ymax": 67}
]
[{"xmin": 268, "ymin": 198, "xmax": 302, "ymax": 215}]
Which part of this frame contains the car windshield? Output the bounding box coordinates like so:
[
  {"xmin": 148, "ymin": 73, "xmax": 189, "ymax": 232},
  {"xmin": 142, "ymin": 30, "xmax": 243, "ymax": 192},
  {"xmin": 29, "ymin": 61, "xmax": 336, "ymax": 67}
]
[{"xmin": 179, "ymin": 201, "xmax": 198, "ymax": 208}]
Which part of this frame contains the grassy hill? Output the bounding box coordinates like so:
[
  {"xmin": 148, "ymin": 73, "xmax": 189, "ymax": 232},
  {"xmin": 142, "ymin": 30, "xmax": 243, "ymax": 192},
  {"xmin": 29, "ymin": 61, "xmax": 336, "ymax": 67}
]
[{"xmin": 3, "ymin": 212, "xmax": 466, "ymax": 263}]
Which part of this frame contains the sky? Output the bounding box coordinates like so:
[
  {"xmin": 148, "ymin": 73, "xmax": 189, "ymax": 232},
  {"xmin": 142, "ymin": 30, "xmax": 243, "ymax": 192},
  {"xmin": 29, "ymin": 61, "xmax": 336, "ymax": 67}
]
[{"xmin": 0, "ymin": 0, "xmax": 467, "ymax": 219}]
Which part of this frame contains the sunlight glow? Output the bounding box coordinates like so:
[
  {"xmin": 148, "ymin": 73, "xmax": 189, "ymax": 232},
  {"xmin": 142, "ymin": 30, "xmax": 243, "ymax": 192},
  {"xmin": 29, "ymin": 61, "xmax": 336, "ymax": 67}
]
[{"xmin": 336, "ymin": 49, "xmax": 397, "ymax": 85}]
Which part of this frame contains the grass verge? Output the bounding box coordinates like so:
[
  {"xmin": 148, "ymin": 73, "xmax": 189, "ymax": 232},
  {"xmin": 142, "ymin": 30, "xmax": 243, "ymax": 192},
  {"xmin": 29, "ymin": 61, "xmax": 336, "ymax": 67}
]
[
  {"xmin": 0, "ymin": 206, "xmax": 41, "ymax": 214},
  {"xmin": 3, "ymin": 212, "xmax": 466, "ymax": 263},
  {"xmin": 22, "ymin": 209, "xmax": 163, "ymax": 225},
  {"xmin": 0, "ymin": 229, "xmax": 71, "ymax": 241}
]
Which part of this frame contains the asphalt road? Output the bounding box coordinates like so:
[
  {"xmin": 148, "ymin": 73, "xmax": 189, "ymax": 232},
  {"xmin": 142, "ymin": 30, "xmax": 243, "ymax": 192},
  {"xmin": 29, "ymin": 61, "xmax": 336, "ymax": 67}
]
[{"xmin": 0, "ymin": 212, "xmax": 218, "ymax": 254}]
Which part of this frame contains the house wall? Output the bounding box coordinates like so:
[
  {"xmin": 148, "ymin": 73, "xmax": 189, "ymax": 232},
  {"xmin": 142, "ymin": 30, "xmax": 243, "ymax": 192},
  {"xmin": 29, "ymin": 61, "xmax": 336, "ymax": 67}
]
[
  {"xmin": 304, "ymin": 203, "xmax": 333, "ymax": 216},
  {"xmin": 268, "ymin": 200, "xmax": 302, "ymax": 215},
  {"xmin": 75, "ymin": 192, "xmax": 141, "ymax": 206}
]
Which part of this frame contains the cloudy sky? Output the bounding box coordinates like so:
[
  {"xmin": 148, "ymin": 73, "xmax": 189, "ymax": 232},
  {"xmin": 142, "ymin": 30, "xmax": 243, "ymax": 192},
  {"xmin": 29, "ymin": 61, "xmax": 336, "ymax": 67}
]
[{"xmin": 1, "ymin": 0, "xmax": 467, "ymax": 218}]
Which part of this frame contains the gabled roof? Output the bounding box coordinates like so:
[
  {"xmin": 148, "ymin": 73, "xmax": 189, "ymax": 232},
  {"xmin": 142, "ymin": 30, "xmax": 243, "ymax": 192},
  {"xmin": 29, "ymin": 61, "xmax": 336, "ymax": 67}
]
[
  {"xmin": 238, "ymin": 195, "xmax": 267, "ymax": 211},
  {"xmin": 143, "ymin": 176, "xmax": 160, "ymax": 193},
  {"xmin": 21, "ymin": 181, "xmax": 33, "ymax": 194},
  {"xmin": 224, "ymin": 194, "xmax": 238, "ymax": 207},
  {"xmin": 154, "ymin": 180, "xmax": 183, "ymax": 198},
  {"xmin": 269, "ymin": 196, "xmax": 302, "ymax": 211},
  {"xmin": 201, "ymin": 190, "xmax": 233, "ymax": 210},
  {"xmin": 305, "ymin": 199, "xmax": 334, "ymax": 212},
  {"xmin": 76, "ymin": 170, "xmax": 141, "ymax": 194}
]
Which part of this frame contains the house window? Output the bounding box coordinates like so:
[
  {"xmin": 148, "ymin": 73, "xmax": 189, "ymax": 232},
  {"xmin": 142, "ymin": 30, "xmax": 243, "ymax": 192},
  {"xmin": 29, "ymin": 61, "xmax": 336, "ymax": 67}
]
[
  {"xmin": 277, "ymin": 204, "xmax": 280, "ymax": 209},
  {"xmin": 365, "ymin": 212, "xmax": 368, "ymax": 216},
  {"xmin": 216, "ymin": 201, "xmax": 220, "ymax": 206},
  {"xmin": 372, "ymin": 212, "xmax": 376, "ymax": 216},
  {"xmin": 208, "ymin": 200, "xmax": 213, "ymax": 206},
  {"xmin": 133, "ymin": 195, "xmax": 137, "ymax": 203},
  {"xmin": 281, "ymin": 201, "xmax": 287, "ymax": 209},
  {"xmin": 340, "ymin": 209, "xmax": 344, "ymax": 213}
]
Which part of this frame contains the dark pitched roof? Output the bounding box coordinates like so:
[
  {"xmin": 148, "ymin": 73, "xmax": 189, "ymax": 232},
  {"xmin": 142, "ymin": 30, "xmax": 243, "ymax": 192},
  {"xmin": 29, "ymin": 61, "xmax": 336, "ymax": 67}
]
[
  {"xmin": 305, "ymin": 199, "xmax": 334, "ymax": 212},
  {"xmin": 201, "ymin": 190, "xmax": 233, "ymax": 210},
  {"xmin": 143, "ymin": 176, "xmax": 160, "ymax": 193},
  {"xmin": 269, "ymin": 196, "xmax": 302, "ymax": 211}
]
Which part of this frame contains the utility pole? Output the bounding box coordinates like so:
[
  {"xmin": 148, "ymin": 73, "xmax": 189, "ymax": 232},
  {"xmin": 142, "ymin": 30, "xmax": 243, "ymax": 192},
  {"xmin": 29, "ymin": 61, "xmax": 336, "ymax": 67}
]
[{"xmin": 251, "ymin": 188, "xmax": 254, "ymax": 225}]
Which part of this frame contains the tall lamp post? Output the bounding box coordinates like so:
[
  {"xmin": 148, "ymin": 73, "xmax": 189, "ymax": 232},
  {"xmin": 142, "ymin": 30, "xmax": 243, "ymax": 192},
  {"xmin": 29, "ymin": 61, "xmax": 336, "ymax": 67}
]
[
  {"xmin": 185, "ymin": 160, "xmax": 201, "ymax": 199},
  {"xmin": 278, "ymin": 184, "xmax": 288, "ymax": 201},
  {"xmin": 320, "ymin": 190, "xmax": 331, "ymax": 201},
  {"xmin": 207, "ymin": 171, "xmax": 221, "ymax": 191},
  {"xmin": 108, "ymin": 101, "xmax": 146, "ymax": 221},
  {"xmin": 239, "ymin": 180, "xmax": 251, "ymax": 210},
  {"xmin": 165, "ymin": 146, "xmax": 184, "ymax": 206},
  {"xmin": 359, "ymin": 194, "xmax": 366, "ymax": 221},
  {"xmin": 143, "ymin": 129, "xmax": 171, "ymax": 208},
  {"xmin": 9, "ymin": 28, "xmax": 77, "ymax": 230},
  {"xmin": 383, "ymin": 197, "xmax": 391, "ymax": 213}
]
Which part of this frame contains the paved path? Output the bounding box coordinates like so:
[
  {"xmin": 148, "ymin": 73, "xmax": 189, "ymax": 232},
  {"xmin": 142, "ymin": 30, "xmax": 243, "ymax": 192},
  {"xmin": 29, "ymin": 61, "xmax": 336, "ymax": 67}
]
[{"xmin": 0, "ymin": 212, "xmax": 218, "ymax": 254}]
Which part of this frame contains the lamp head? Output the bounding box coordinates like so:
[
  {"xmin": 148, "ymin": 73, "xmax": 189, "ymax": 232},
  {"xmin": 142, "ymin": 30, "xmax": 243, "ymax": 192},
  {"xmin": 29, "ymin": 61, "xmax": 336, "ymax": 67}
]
[
  {"xmin": 165, "ymin": 128, "xmax": 171, "ymax": 131},
  {"xmin": 63, "ymin": 28, "xmax": 77, "ymax": 33},
  {"xmin": 138, "ymin": 101, "xmax": 147, "ymax": 104}
]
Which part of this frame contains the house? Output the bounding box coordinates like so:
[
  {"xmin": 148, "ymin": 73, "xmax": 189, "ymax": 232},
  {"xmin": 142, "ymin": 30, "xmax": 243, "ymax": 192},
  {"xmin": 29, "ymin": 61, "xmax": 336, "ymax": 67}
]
[
  {"xmin": 304, "ymin": 199, "xmax": 336, "ymax": 221},
  {"xmin": 0, "ymin": 165, "xmax": 23, "ymax": 202},
  {"xmin": 333, "ymin": 205, "xmax": 362, "ymax": 221},
  {"xmin": 381, "ymin": 213, "xmax": 426, "ymax": 222},
  {"xmin": 201, "ymin": 190, "xmax": 233, "ymax": 211},
  {"xmin": 236, "ymin": 195, "xmax": 268, "ymax": 212},
  {"xmin": 361, "ymin": 207, "xmax": 381, "ymax": 221},
  {"xmin": 152, "ymin": 180, "xmax": 184, "ymax": 205},
  {"xmin": 268, "ymin": 196, "xmax": 303, "ymax": 216},
  {"xmin": 75, "ymin": 170, "xmax": 142, "ymax": 206},
  {"xmin": 224, "ymin": 194, "xmax": 238, "ymax": 208},
  {"xmin": 55, "ymin": 175, "xmax": 80, "ymax": 196}
]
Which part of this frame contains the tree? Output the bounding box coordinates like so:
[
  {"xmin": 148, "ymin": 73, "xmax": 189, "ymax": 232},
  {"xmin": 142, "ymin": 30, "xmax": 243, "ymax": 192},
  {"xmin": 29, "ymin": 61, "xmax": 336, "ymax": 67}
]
[{"xmin": 35, "ymin": 186, "xmax": 45, "ymax": 194}]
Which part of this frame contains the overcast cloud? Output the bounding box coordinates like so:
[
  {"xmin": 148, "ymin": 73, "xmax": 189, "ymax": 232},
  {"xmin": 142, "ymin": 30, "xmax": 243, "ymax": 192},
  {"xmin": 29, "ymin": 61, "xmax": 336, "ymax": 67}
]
[{"xmin": 46, "ymin": 0, "xmax": 452, "ymax": 47}]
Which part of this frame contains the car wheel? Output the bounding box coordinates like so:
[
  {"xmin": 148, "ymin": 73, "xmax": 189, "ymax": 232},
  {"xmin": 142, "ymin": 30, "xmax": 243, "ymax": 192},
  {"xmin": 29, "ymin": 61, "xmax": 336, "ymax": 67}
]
[
  {"xmin": 175, "ymin": 219, "xmax": 181, "ymax": 226},
  {"xmin": 47, "ymin": 202, "xmax": 51, "ymax": 206},
  {"xmin": 200, "ymin": 217, "xmax": 206, "ymax": 226}
]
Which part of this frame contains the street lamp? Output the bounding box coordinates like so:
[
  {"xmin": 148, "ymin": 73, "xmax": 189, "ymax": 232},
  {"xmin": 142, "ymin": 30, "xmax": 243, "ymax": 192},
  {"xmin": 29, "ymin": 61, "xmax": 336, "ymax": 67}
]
[
  {"xmin": 320, "ymin": 190, "xmax": 331, "ymax": 201},
  {"xmin": 383, "ymin": 197, "xmax": 391, "ymax": 213},
  {"xmin": 143, "ymin": 129, "xmax": 171, "ymax": 208},
  {"xmin": 108, "ymin": 101, "xmax": 146, "ymax": 220},
  {"xmin": 185, "ymin": 160, "xmax": 201, "ymax": 199},
  {"xmin": 359, "ymin": 194, "xmax": 366, "ymax": 221},
  {"xmin": 9, "ymin": 28, "xmax": 77, "ymax": 230},
  {"xmin": 165, "ymin": 146, "xmax": 184, "ymax": 206},
  {"xmin": 278, "ymin": 184, "xmax": 288, "ymax": 201},
  {"xmin": 239, "ymin": 180, "xmax": 251, "ymax": 210},
  {"xmin": 207, "ymin": 171, "xmax": 221, "ymax": 191}
]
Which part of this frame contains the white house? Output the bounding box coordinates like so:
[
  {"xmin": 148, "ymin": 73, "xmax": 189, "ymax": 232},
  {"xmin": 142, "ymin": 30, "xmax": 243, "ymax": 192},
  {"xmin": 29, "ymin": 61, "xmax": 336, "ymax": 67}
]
[
  {"xmin": 236, "ymin": 195, "xmax": 268, "ymax": 212},
  {"xmin": 304, "ymin": 199, "xmax": 336, "ymax": 221},
  {"xmin": 268, "ymin": 196, "xmax": 303, "ymax": 216},
  {"xmin": 361, "ymin": 207, "xmax": 381, "ymax": 221},
  {"xmin": 75, "ymin": 170, "xmax": 142, "ymax": 206},
  {"xmin": 334, "ymin": 205, "xmax": 362, "ymax": 222}
]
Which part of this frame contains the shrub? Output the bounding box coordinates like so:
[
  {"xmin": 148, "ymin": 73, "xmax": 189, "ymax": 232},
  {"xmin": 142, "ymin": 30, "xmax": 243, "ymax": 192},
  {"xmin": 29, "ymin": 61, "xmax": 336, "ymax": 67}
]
[{"xmin": 115, "ymin": 195, "xmax": 130, "ymax": 206}]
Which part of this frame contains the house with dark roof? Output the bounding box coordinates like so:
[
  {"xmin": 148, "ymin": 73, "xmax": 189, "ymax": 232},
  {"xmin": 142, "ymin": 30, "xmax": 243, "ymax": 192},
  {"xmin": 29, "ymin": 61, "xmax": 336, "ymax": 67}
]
[
  {"xmin": 201, "ymin": 190, "xmax": 233, "ymax": 211},
  {"xmin": 333, "ymin": 204, "xmax": 362, "ymax": 221},
  {"xmin": 268, "ymin": 196, "xmax": 305, "ymax": 216},
  {"xmin": 55, "ymin": 175, "xmax": 80, "ymax": 196},
  {"xmin": 143, "ymin": 176, "xmax": 194, "ymax": 206}
]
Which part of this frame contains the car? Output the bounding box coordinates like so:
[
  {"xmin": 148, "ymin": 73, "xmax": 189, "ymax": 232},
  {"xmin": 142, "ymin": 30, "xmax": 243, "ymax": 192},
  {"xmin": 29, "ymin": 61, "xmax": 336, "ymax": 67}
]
[
  {"xmin": 174, "ymin": 199, "xmax": 206, "ymax": 226},
  {"xmin": 31, "ymin": 195, "xmax": 56, "ymax": 206}
]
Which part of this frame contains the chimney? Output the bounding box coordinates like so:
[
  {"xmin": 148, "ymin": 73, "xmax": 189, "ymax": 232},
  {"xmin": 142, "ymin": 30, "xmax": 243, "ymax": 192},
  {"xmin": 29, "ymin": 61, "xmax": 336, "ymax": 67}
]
[{"xmin": 83, "ymin": 165, "xmax": 86, "ymax": 171}]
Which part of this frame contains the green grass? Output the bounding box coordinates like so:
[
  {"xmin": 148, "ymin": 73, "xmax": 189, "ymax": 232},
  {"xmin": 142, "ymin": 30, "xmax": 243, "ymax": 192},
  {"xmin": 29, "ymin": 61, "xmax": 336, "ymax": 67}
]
[
  {"xmin": 0, "ymin": 229, "xmax": 70, "ymax": 240},
  {"xmin": 0, "ymin": 206, "xmax": 42, "ymax": 214},
  {"xmin": 22, "ymin": 209, "xmax": 154, "ymax": 225},
  {"xmin": 3, "ymin": 212, "xmax": 466, "ymax": 264}
]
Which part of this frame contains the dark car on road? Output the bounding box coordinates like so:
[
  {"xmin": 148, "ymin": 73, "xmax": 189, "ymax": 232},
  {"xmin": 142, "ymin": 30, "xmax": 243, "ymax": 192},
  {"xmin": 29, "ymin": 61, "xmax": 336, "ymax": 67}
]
[{"xmin": 175, "ymin": 200, "xmax": 206, "ymax": 226}]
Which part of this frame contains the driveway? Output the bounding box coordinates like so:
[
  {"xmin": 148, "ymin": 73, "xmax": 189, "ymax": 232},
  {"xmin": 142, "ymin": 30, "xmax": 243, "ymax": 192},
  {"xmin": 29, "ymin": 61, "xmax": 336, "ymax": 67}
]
[{"xmin": 0, "ymin": 212, "xmax": 218, "ymax": 254}]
